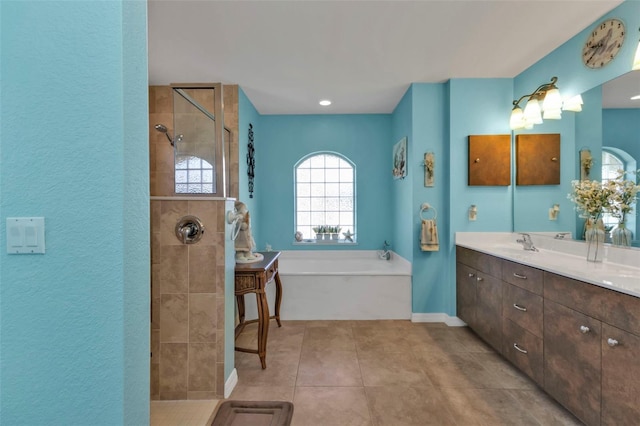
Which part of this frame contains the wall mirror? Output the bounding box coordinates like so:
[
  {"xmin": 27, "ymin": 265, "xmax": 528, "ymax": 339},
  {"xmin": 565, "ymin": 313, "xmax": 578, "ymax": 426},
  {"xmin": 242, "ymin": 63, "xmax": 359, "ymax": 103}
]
[{"xmin": 514, "ymin": 70, "xmax": 640, "ymax": 249}]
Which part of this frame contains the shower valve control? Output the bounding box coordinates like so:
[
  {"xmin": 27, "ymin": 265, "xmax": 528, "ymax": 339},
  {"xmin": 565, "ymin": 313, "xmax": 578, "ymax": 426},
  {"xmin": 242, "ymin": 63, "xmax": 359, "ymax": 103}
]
[{"xmin": 175, "ymin": 216, "xmax": 205, "ymax": 244}]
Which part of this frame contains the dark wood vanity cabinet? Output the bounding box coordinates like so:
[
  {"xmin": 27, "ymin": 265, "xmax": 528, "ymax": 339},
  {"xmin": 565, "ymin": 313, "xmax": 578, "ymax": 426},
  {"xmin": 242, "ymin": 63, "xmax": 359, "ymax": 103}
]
[
  {"xmin": 456, "ymin": 246, "xmax": 640, "ymax": 426},
  {"xmin": 455, "ymin": 247, "xmax": 502, "ymax": 352}
]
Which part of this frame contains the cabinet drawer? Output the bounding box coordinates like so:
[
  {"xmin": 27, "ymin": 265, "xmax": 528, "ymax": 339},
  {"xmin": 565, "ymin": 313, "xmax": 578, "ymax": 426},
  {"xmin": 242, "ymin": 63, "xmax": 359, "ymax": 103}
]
[
  {"xmin": 544, "ymin": 272, "xmax": 605, "ymax": 320},
  {"xmin": 502, "ymin": 319, "xmax": 543, "ymax": 387},
  {"xmin": 503, "ymin": 283, "xmax": 543, "ymax": 338},
  {"xmin": 456, "ymin": 246, "xmax": 501, "ymax": 278},
  {"xmin": 601, "ymin": 291, "xmax": 640, "ymax": 338},
  {"xmin": 502, "ymin": 260, "xmax": 543, "ymax": 295},
  {"xmin": 545, "ymin": 271, "xmax": 640, "ymax": 336}
]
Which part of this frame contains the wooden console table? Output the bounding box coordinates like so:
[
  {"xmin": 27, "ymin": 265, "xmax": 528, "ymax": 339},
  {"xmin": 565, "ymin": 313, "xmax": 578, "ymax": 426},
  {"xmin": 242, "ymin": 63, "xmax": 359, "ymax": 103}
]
[{"xmin": 234, "ymin": 251, "xmax": 283, "ymax": 369}]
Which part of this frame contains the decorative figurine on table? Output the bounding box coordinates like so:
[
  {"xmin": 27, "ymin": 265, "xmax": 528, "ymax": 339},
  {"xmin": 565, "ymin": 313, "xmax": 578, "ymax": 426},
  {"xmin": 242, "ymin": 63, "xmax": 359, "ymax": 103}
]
[{"xmin": 234, "ymin": 201, "xmax": 264, "ymax": 263}]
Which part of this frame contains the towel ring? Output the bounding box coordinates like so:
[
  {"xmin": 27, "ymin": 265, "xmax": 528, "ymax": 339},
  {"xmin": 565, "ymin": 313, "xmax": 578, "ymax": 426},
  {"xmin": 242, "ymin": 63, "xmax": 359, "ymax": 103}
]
[{"xmin": 420, "ymin": 203, "xmax": 437, "ymax": 220}]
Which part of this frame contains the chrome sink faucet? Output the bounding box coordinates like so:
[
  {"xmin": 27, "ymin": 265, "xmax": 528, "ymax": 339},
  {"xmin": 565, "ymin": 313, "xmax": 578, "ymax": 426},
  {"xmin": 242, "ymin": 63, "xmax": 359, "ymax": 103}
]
[{"xmin": 516, "ymin": 233, "xmax": 538, "ymax": 251}]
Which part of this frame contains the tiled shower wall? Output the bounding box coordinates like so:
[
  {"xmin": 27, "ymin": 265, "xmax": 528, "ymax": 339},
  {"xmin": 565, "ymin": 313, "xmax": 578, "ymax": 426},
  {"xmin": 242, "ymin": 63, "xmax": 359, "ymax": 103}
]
[
  {"xmin": 149, "ymin": 84, "xmax": 239, "ymax": 400},
  {"xmin": 150, "ymin": 199, "xmax": 227, "ymax": 400},
  {"xmin": 149, "ymin": 85, "xmax": 239, "ymax": 198}
]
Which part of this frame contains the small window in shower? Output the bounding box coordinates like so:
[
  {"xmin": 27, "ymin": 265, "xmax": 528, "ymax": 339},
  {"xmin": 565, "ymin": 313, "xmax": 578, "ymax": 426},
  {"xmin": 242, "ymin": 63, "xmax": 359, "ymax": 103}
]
[{"xmin": 175, "ymin": 155, "xmax": 214, "ymax": 194}]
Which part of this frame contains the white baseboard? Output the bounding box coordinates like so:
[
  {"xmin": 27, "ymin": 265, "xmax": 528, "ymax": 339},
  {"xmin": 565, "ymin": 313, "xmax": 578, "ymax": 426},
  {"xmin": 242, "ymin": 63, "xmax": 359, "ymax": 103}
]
[
  {"xmin": 411, "ymin": 313, "xmax": 467, "ymax": 327},
  {"xmin": 224, "ymin": 368, "xmax": 238, "ymax": 398}
]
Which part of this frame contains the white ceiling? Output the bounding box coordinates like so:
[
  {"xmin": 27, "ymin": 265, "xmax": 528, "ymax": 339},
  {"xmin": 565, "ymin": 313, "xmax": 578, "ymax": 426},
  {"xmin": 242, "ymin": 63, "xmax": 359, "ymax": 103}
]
[{"xmin": 148, "ymin": 0, "xmax": 632, "ymax": 115}]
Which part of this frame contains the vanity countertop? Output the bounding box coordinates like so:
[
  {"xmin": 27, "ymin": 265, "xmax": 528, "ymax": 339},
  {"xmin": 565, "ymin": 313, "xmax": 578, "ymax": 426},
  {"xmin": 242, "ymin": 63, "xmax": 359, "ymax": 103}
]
[{"xmin": 456, "ymin": 232, "xmax": 640, "ymax": 299}]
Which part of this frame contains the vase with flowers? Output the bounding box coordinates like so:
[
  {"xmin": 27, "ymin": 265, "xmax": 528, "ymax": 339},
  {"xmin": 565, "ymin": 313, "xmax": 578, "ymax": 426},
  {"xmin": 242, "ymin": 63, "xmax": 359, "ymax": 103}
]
[
  {"xmin": 609, "ymin": 170, "xmax": 639, "ymax": 247},
  {"xmin": 568, "ymin": 179, "xmax": 615, "ymax": 262}
]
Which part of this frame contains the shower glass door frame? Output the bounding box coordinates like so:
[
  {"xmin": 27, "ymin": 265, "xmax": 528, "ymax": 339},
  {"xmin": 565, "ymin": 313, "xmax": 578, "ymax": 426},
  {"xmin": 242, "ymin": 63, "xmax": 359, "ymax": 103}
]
[{"xmin": 171, "ymin": 82, "xmax": 227, "ymax": 197}]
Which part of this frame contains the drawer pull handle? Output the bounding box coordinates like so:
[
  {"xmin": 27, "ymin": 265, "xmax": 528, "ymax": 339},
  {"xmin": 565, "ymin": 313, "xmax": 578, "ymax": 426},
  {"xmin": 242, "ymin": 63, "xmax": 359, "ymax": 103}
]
[
  {"xmin": 513, "ymin": 304, "xmax": 527, "ymax": 312},
  {"xmin": 607, "ymin": 338, "xmax": 620, "ymax": 347},
  {"xmin": 476, "ymin": 276, "xmax": 483, "ymax": 282},
  {"xmin": 468, "ymin": 273, "xmax": 475, "ymax": 278},
  {"xmin": 513, "ymin": 273, "xmax": 527, "ymax": 279},
  {"xmin": 580, "ymin": 325, "xmax": 590, "ymax": 334},
  {"xmin": 513, "ymin": 343, "xmax": 528, "ymax": 354}
]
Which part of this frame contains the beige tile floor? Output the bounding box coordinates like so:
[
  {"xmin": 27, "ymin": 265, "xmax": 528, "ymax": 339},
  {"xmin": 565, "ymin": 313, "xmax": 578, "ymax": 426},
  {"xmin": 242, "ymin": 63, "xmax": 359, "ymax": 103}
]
[
  {"xmin": 228, "ymin": 320, "xmax": 583, "ymax": 426},
  {"xmin": 150, "ymin": 320, "xmax": 583, "ymax": 426}
]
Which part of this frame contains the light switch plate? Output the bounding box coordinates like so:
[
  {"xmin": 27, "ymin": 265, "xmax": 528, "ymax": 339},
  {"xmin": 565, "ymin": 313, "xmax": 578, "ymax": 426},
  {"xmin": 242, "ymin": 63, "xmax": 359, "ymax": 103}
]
[{"xmin": 6, "ymin": 217, "xmax": 45, "ymax": 254}]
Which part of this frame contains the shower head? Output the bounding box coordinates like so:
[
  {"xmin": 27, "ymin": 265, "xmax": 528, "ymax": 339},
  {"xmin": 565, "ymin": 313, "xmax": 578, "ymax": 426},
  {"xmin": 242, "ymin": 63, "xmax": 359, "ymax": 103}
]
[{"xmin": 154, "ymin": 123, "xmax": 174, "ymax": 146}]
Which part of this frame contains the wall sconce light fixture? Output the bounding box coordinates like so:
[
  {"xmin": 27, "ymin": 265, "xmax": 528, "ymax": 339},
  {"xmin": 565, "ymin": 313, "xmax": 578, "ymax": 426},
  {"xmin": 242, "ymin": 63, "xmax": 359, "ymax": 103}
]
[
  {"xmin": 549, "ymin": 204, "xmax": 560, "ymax": 221},
  {"xmin": 633, "ymin": 27, "xmax": 640, "ymax": 70},
  {"xmin": 510, "ymin": 77, "xmax": 564, "ymax": 130},
  {"xmin": 468, "ymin": 205, "xmax": 477, "ymax": 221}
]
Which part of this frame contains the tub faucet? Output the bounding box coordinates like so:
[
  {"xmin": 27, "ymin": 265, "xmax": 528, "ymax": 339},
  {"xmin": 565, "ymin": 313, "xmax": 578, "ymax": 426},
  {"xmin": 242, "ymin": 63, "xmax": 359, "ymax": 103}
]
[
  {"xmin": 516, "ymin": 233, "xmax": 538, "ymax": 251},
  {"xmin": 554, "ymin": 232, "xmax": 570, "ymax": 240},
  {"xmin": 379, "ymin": 240, "xmax": 391, "ymax": 260}
]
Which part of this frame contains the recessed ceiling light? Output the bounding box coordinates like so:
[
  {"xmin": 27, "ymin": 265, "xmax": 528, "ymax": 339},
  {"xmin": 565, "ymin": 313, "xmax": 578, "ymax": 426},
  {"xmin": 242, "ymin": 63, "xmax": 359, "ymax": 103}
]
[
  {"xmin": 631, "ymin": 95, "xmax": 640, "ymax": 100},
  {"xmin": 319, "ymin": 100, "xmax": 332, "ymax": 106}
]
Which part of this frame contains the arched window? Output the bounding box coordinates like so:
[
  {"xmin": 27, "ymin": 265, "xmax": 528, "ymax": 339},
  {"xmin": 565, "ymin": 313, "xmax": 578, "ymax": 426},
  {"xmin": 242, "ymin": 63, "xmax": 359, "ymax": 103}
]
[
  {"xmin": 294, "ymin": 152, "xmax": 355, "ymax": 242},
  {"xmin": 601, "ymin": 150, "xmax": 625, "ymax": 230}
]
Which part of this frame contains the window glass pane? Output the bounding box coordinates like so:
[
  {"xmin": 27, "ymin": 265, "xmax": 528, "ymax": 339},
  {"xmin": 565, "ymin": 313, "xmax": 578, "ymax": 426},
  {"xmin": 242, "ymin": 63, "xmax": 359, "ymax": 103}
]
[
  {"xmin": 326, "ymin": 212, "xmax": 339, "ymax": 224},
  {"xmin": 311, "ymin": 197, "xmax": 325, "ymax": 210},
  {"xmin": 310, "ymin": 183, "xmax": 324, "ymax": 197},
  {"xmin": 339, "ymin": 184, "xmax": 353, "ymax": 196},
  {"xmin": 326, "ymin": 183, "xmax": 339, "ymax": 196},
  {"xmin": 175, "ymin": 170, "xmax": 188, "ymax": 183},
  {"xmin": 188, "ymin": 184, "xmax": 201, "ymax": 193},
  {"xmin": 297, "ymin": 183, "xmax": 310, "ymax": 197},
  {"xmin": 297, "ymin": 212, "xmax": 310, "ymax": 225},
  {"xmin": 202, "ymin": 170, "xmax": 213, "ymax": 183},
  {"xmin": 175, "ymin": 157, "xmax": 189, "ymax": 169},
  {"xmin": 326, "ymin": 197, "xmax": 339, "ymax": 211},
  {"xmin": 340, "ymin": 169, "xmax": 353, "ymax": 182},
  {"xmin": 340, "ymin": 212, "xmax": 353, "ymax": 225},
  {"xmin": 340, "ymin": 198, "xmax": 353, "ymax": 210},
  {"xmin": 297, "ymin": 198, "xmax": 311, "ymax": 211},
  {"xmin": 176, "ymin": 184, "xmax": 188, "ymax": 193},
  {"xmin": 201, "ymin": 184, "xmax": 213, "ymax": 194},
  {"xmin": 325, "ymin": 169, "xmax": 340, "ymax": 182},
  {"xmin": 325, "ymin": 155, "xmax": 340, "ymax": 168},
  {"xmin": 311, "ymin": 212, "xmax": 325, "ymax": 225},
  {"xmin": 188, "ymin": 156, "xmax": 201, "ymax": 168},
  {"xmin": 188, "ymin": 170, "xmax": 201, "ymax": 183},
  {"xmin": 310, "ymin": 156, "xmax": 324, "ymax": 167},
  {"xmin": 311, "ymin": 169, "xmax": 324, "ymax": 181},
  {"xmin": 297, "ymin": 168, "xmax": 311, "ymax": 182}
]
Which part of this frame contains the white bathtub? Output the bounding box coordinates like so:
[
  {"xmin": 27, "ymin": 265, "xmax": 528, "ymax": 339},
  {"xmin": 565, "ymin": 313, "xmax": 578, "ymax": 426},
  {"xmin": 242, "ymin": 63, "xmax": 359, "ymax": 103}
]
[{"xmin": 241, "ymin": 250, "xmax": 412, "ymax": 320}]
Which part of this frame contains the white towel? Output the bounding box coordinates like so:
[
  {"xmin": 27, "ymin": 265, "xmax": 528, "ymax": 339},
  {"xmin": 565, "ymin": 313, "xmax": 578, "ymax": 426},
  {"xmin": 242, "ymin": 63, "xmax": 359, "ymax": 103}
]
[{"xmin": 421, "ymin": 219, "xmax": 439, "ymax": 252}]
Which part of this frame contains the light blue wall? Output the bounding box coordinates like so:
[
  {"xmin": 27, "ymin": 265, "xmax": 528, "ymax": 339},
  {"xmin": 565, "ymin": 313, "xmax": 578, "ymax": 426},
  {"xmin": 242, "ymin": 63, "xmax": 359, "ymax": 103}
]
[
  {"xmin": 603, "ymin": 108, "xmax": 640, "ymax": 165},
  {"xmin": 255, "ymin": 114, "xmax": 392, "ymax": 251},
  {"xmin": 512, "ymin": 115, "xmax": 578, "ymax": 233},
  {"xmin": 408, "ymin": 83, "xmax": 449, "ymax": 313},
  {"xmin": 390, "ymin": 87, "xmax": 414, "ymax": 260},
  {"xmin": 514, "ymin": 2, "xmax": 640, "ymax": 107},
  {"xmin": 449, "ymin": 78, "xmax": 514, "ymax": 234},
  {"xmin": 0, "ymin": 1, "xmax": 149, "ymax": 424},
  {"xmin": 238, "ymin": 88, "xmax": 261, "ymax": 243},
  {"xmin": 447, "ymin": 78, "xmax": 514, "ymax": 314},
  {"xmin": 603, "ymin": 108, "xmax": 640, "ymax": 243}
]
